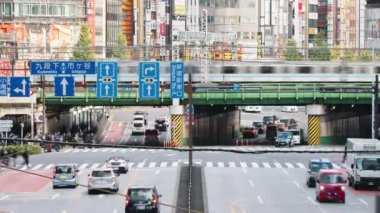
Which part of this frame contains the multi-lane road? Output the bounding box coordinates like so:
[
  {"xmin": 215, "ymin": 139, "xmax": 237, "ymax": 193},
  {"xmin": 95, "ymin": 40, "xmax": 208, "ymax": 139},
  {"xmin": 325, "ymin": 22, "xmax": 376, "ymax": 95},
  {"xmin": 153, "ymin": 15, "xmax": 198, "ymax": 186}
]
[{"xmin": 0, "ymin": 107, "xmax": 377, "ymax": 213}]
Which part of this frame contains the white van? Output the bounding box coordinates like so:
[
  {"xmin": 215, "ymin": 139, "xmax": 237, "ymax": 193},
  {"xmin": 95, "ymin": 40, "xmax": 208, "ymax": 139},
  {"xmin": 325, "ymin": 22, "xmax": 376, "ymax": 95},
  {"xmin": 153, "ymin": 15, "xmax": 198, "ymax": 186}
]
[
  {"xmin": 281, "ymin": 106, "xmax": 298, "ymax": 113},
  {"xmin": 244, "ymin": 106, "xmax": 262, "ymax": 113}
]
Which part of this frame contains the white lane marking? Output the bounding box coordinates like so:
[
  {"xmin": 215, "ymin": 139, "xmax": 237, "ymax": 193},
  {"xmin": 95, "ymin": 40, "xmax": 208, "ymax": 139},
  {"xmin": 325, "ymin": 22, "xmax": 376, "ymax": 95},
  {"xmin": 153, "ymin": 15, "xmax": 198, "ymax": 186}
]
[
  {"xmin": 257, "ymin": 195, "xmax": 264, "ymax": 204},
  {"xmin": 79, "ymin": 163, "xmax": 89, "ymax": 170},
  {"xmin": 112, "ymin": 209, "xmax": 118, "ymax": 213},
  {"xmin": 20, "ymin": 165, "xmax": 28, "ymax": 170},
  {"xmin": 358, "ymin": 198, "xmax": 369, "ymax": 206},
  {"xmin": 172, "ymin": 162, "xmax": 179, "ymax": 167},
  {"xmin": 206, "ymin": 162, "xmax": 213, "ymax": 167},
  {"xmin": 285, "ymin": 162, "xmax": 294, "ymax": 168},
  {"xmin": 31, "ymin": 164, "xmax": 44, "ymax": 170},
  {"xmin": 90, "ymin": 163, "xmax": 100, "ymax": 169},
  {"xmin": 263, "ymin": 162, "xmax": 271, "ymax": 168},
  {"xmin": 217, "ymin": 162, "xmax": 224, "ymax": 168},
  {"xmin": 282, "ymin": 168, "xmax": 289, "ymax": 174},
  {"xmin": 73, "ymin": 149, "xmax": 81, "ymax": 153},
  {"xmin": 160, "ymin": 162, "xmax": 167, "ymax": 168},
  {"xmin": 128, "ymin": 163, "xmax": 134, "ymax": 168},
  {"xmin": 249, "ymin": 180, "xmax": 254, "ymax": 187},
  {"xmin": 251, "ymin": 162, "xmax": 259, "ymax": 168},
  {"xmin": 137, "ymin": 162, "xmax": 145, "ymax": 168},
  {"xmin": 0, "ymin": 195, "xmax": 9, "ymax": 200},
  {"xmin": 44, "ymin": 164, "xmax": 55, "ymax": 170},
  {"xmin": 229, "ymin": 162, "xmax": 236, "ymax": 168},
  {"xmin": 307, "ymin": 196, "xmax": 317, "ymax": 205},
  {"xmin": 296, "ymin": 163, "xmax": 306, "ymax": 169},
  {"xmin": 240, "ymin": 162, "xmax": 247, "ymax": 168},
  {"xmin": 293, "ymin": 180, "xmax": 301, "ymax": 188},
  {"xmin": 155, "ymin": 170, "xmax": 160, "ymax": 175},
  {"xmin": 83, "ymin": 149, "xmax": 90, "ymax": 153},
  {"xmin": 130, "ymin": 148, "xmax": 137, "ymax": 152},
  {"xmin": 98, "ymin": 194, "xmax": 104, "ymax": 199},
  {"xmin": 274, "ymin": 162, "xmax": 282, "ymax": 168},
  {"xmin": 111, "ymin": 149, "xmax": 118, "ymax": 152},
  {"xmin": 101, "ymin": 148, "xmax": 111, "ymax": 152},
  {"xmin": 63, "ymin": 149, "xmax": 73, "ymax": 153},
  {"xmin": 148, "ymin": 162, "xmax": 156, "ymax": 168},
  {"xmin": 52, "ymin": 193, "xmax": 60, "ymax": 200},
  {"xmin": 91, "ymin": 149, "xmax": 100, "ymax": 153},
  {"xmin": 166, "ymin": 153, "xmax": 176, "ymax": 157}
]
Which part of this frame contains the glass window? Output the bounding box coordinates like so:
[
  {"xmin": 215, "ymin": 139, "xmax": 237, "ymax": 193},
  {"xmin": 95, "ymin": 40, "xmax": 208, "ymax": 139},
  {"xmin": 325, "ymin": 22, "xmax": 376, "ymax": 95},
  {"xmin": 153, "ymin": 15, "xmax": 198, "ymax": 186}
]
[
  {"xmin": 23, "ymin": 4, "xmax": 29, "ymax": 15},
  {"xmin": 4, "ymin": 2, "xmax": 12, "ymax": 16},
  {"xmin": 14, "ymin": 3, "xmax": 20, "ymax": 16},
  {"xmin": 320, "ymin": 174, "xmax": 345, "ymax": 184},
  {"xmin": 31, "ymin": 4, "xmax": 39, "ymax": 15},
  {"xmin": 91, "ymin": 170, "xmax": 112, "ymax": 177},
  {"xmin": 128, "ymin": 188, "xmax": 154, "ymax": 201},
  {"xmin": 41, "ymin": 4, "xmax": 47, "ymax": 15}
]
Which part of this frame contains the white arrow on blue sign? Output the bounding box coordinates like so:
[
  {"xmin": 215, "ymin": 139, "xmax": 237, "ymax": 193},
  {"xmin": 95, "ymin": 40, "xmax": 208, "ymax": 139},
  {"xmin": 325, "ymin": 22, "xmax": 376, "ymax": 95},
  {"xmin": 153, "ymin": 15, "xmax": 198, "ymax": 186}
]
[
  {"xmin": 10, "ymin": 77, "xmax": 30, "ymax": 97},
  {"xmin": 97, "ymin": 62, "xmax": 118, "ymax": 99},
  {"xmin": 139, "ymin": 62, "xmax": 160, "ymax": 99},
  {"xmin": 54, "ymin": 76, "xmax": 75, "ymax": 97}
]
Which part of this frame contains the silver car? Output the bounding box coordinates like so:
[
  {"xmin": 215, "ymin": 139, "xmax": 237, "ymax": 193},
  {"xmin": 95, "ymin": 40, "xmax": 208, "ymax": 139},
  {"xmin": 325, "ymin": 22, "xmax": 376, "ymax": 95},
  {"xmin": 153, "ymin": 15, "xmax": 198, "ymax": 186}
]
[
  {"xmin": 88, "ymin": 168, "xmax": 119, "ymax": 194},
  {"xmin": 106, "ymin": 156, "xmax": 129, "ymax": 173}
]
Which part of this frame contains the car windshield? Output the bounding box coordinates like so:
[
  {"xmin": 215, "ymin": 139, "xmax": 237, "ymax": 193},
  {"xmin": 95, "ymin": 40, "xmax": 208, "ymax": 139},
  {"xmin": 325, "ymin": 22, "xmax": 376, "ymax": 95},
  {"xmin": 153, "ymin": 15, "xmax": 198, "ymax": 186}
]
[
  {"xmin": 280, "ymin": 119, "xmax": 289, "ymax": 124},
  {"xmin": 134, "ymin": 123, "xmax": 143, "ymax": 127},
  {"xmin": 356, "ymin": 158, "xmax": 380, "ymax": 170},
  {"xmin": 128, "ymin": 188, "xmax": 154, "ymax": 201},
  {"xmin": 277, "ymin": 133, "xmax": 291, "ymax": 139},
  {"xmin": 253, "ymin": 122, "xmax": 262, "ymax": 127},
  {"xmin": 55, "ymin": 166, "xmax": 73, "ymax": 174},
  {"xmin": 310, "ymin": 162, "xmax": 333, "ymax": 173},
  {"xmin": 134, "ymin": 117, "xmax": 144, "ymax": 121},
  {"xmin": 263, "ymin": 117, "xmax": 273, "ymax": 122},
  {"xmin": 319, "ymin": 174, "xmax": 345, "ymax": 184},
  {"xmin": 91, "ymin": 170, "xmax": 112, "ymax": 177}
]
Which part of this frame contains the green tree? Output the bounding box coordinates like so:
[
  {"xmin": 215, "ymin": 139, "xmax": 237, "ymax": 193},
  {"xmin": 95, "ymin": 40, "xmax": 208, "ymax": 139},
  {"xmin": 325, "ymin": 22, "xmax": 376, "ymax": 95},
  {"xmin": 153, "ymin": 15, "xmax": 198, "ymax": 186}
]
[
  {"xmin": 342, "ymin": 50, "xmax": 355, "ymax": 62},
  {"xmin": 71, "ymin": 25, "xmax": 95, "ymax": 60},
  {"xmin": 309, "ymin": 31, "xmax": 331, "ymax": 61},
  {"xmin": 112, "ymin": 34, "xmax": 129, "ymax": 59},
  {"xmin": 358, "ymin": 50, "xmax": 372, "ymax": 62},
  {"xmin": 330, "ymin": 45, "xmax": 341, "ymax": 61},
  {"xmin": 284, "ymin": 39, "xmax": 300, "ymax": 61}
]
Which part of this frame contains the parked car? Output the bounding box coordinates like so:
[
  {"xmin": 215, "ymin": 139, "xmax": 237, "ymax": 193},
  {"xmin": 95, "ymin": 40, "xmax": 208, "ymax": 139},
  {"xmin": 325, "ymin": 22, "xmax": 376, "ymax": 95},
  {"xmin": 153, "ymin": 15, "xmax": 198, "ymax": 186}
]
[
  {"xmin": 244, "ymin": 106, "xmax": 262, "ymax": 113},
  {"xmin": 275, "ymin": 131, "xmax": 294, "ymax": 147},
  {"xmin": 316, "ymin": 169, "xmax": 347, "ymax": 203},
  {"xmin": 53, "ymin": 164, "xmax": 79, "ymax": 189},
  {"xmin": 282, "ymin": 106, "xmax": 298, "ymax": 113},
  {"xmin": 106, "ymin": 156, "xmax": 129, "ymax": 174},
  {"xmin": 144, "ymin": 129, "xmax": 161, "ymax": 146},
  {"xmin": 263, "ymin": 115, "xmax": 279, "ymax": 125},
  {"xmin": 132, "ymin": 121, "xmax": 146, "ymax": 135},
  {"xmin": 154, "ymin": 116, "xmax": 169, "ymax": 131},
  {"xmin": 266, "ymin": 125, "xmax": 277, "ymax": 141},
  {"xmin": 88, "ymin": 168, "xmax": 119, "ymax": 194},
  {"xmin": 242, "ymin": 126, "xmax": 258, "ymax": 138},
  {"xmin": 279, "ymin": 118, "xmax": 298, "ymax": 129},
  {"xmin": 125, "ymin": 185, "xmax": 161, "ymax": 213},
  {"xmin": 253, "ymin": 121, "xmax": 266, "ymax": 134},
  {"xmin": 306, "ymin": 159, "xmax": 333, "ymax": 187}
]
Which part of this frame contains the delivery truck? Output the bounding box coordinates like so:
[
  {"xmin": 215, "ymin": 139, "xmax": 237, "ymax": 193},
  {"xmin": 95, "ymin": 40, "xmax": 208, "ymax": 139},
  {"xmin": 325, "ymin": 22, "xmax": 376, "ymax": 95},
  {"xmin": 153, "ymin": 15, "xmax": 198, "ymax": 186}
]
[{"xmin": 346, "ymin": 138, "xmax": 380, "ymax": 190}]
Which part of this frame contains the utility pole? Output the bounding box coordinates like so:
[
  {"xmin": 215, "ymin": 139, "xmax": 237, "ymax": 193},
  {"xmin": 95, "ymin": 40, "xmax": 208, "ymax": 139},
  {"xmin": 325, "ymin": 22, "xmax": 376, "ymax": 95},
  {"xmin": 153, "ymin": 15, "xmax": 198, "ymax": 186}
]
[
  {"xmin": 186, "ymin": 71, "xmax": 193, "ymax": 168},
  {"xmin": 372, "ymin": 75, "xmax": 379, "ymax": 139}
]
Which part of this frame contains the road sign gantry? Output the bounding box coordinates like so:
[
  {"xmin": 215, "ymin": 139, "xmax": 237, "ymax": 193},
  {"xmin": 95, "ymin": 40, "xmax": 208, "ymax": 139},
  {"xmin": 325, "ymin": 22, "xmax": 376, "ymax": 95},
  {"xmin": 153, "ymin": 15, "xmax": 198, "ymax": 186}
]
[{"xmin": 97, "ymin": 62, "xmax": 118, "ymax": 99}]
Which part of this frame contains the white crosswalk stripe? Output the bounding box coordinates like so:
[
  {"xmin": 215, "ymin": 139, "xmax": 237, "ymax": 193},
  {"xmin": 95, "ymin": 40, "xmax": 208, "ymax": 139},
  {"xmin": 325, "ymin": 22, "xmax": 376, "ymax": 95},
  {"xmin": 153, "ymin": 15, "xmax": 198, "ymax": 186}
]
[
  {"xmin": 73, "ymin": 149, "xmax": 81, "ymax": 153},
  {"xmin": 63, "ymin": 149, "xmax": 73, "ymax": 153},
  {"xmin": 110, "ymin": 149, "xmax": 118, "ymax": 152},
  {"xmin": 263, "ymin": 162, "xmax": 271, "ymax": 168},
  {"xmin": 296, "ymin": 163, "xmax": 306, "ymax": 169},
  {"xmin": 217, "ymin": 162, "xmax": 224, "ymax": 168},
  {"xmin": 285, "ymin": 162, "xmax": 295, "ymax": 168},
  {"xmin": 274, "ymin": 162, "xmax": 282, "ymax": 168},
  {"xmin": 229, "ymin": 162, "xmax": 236, "ymax": 168},
  {"xmin": 172, "ymin": 162, "xmax": 179, "ymax": 167},
  {"xmin": 137, "ymin": 162, "xmax": 145, "ymax": 168},
  {"xmin": 206, "ymin": 162, "xmax": 213, "ymax": 167},
  {"xmin": 101, "ymin": 148, "xmax": 111, "ymax": 152},
  {"xmin": 79, "ymin": 163, "xmax": 89, "ymax": 170},
  {"xmin": 160, "ymin": 162, "xmax": 167, "ymax": 168},
  {"xmin": 90, "ymin": 163, "xmax": 100, "ymax": 169},
  {"xmin": 44, "ymin": 164, "xmax": 55, "ymax": 170},
  {"xmin": 240, "ymin": 162, "xmax": 247, "ymax": 168},
  {"xmin": 91, "ymin": 149, "xmax": 100, "ymax": 153},
  {"xmin": 251, "ymin": 162, "xmax": 259, "ymax": 168},
  {"xmin": 83, "ymin": 149, "xmax": 91, "ymax": 153},
  {"xmin": 31, "ymin": 164, "xmax": 44, "ymax": 170},
  {"xmin": 128, "ymin": 163, "xmax": 134, "ymax": 168},
  {"xmin": 148, "ymin": 162, "xmax": 156, "ymax": 168}
]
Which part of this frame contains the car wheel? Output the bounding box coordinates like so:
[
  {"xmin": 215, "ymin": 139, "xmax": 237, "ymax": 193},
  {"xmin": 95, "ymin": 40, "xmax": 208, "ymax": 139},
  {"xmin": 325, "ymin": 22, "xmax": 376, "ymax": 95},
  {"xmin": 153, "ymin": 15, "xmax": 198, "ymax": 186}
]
[
  {"xmin": 342, "ymin": 198, "xmax": 345, "ymax": 204},
  {"xmin": 306, "ymin": 181, "xmax": 310, "ymax": 188},
  {"xmin": 316, "ymin": 195, "xmax": 320, "ymax": 202},
  {"xmin": 88, "ymin": 190, "xmax": 93, "ymax": 195},
  {"xmin": 53, "ymin": 185, "xmax": 57, "ymax": 189}
]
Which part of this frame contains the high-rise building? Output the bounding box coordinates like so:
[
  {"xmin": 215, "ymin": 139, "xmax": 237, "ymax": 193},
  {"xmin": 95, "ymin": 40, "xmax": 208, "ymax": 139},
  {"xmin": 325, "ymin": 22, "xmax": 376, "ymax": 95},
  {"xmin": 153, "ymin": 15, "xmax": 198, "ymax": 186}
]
[{"xmin": 365, "ymin": 0, "xmax": 380, "ymax": 52}]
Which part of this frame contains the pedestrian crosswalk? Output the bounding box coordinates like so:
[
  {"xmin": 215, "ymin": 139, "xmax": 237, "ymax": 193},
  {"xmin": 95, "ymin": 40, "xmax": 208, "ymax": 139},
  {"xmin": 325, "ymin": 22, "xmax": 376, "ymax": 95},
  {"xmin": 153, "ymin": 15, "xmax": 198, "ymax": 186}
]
[
  {"xmin": 13, "ymin": 161, "xmax": 347, "ymax": 171},
  {"xmin": 59, "ymin": 145, "xmax": 343, "ymax": 154}
]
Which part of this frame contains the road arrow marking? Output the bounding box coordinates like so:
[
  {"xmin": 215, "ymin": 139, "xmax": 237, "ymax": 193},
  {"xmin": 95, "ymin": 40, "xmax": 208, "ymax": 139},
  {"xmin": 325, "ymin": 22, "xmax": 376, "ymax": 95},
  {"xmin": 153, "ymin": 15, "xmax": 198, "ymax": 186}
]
[
  {"xmin": 144, "ymin": 66, "xmax": 154, "ymax": 75},
  {"xmin": 105, "ymin": 84, "xmax": 110, "ymax": 96},
  {"xmin": 146, "ymin": 85, "xmax": 152, "ymax": 96},
  {"xmin": 60, "ymin": 78, "xmax": 68, "ymax": 96}
]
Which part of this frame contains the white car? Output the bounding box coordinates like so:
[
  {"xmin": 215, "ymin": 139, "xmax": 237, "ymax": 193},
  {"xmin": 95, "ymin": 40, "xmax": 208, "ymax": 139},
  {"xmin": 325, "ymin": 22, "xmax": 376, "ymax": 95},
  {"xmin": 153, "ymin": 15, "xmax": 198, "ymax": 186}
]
[
  {"xmin": 132, "ymin": 120, "xmax": 145, "ymax": 135},
  {"xmin": 88, "ymin": 168, "xmax": 119, "ymax": 194},
  {"xmin": 244, "ymin": 106, "xmax": 262, "ymax": 113},
  {"xmin": 106, "ymin": 156, "xmax": 129, "ymax": 173},
  {"xmin": 288, "ymin": 129, "xmax": 301, "ymax": 145},
  {"xmin": 282, "ymin": 106, "xmax": 298, "ymax": 113}
]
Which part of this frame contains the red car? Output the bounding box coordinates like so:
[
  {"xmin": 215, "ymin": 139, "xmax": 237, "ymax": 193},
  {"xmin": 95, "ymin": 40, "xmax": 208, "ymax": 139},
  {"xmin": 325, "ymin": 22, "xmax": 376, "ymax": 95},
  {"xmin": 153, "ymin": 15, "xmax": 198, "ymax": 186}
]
[
  {"xmin": 242, "ymin": 127, "xmax": 258, "ymax": 138},
  {"xmin": 316, "ymin": 169, "xmax": 347, "ymax": 203}
]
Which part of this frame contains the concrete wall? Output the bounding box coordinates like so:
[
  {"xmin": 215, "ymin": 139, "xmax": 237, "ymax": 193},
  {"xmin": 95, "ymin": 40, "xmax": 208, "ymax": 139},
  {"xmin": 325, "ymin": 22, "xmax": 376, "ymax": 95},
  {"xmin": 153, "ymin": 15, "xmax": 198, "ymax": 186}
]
[{"xmin": 193, "ymin": 106, "xmax": 240, "ymax": 146}]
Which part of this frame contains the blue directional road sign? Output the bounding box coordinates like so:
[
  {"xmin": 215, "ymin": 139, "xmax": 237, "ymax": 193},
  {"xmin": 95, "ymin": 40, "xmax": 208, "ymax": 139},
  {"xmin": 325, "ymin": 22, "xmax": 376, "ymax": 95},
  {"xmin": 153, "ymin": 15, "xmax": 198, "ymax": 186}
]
[
  {"xmin": 97, "ymin": 62, "xmax": 118, "ymax": 98},
  {"xmin": 170, "ymin": 62, "xmax": 184, "ymax": 99},
  {"xmin": 10, "ymin": 77, "xmax": 30, "ymax": 97},
  {"xmin": 0, "ymin": 77, "xmax": 8, "ymax": 96},
  {"xmin": 139, "ymin": 62, "xmax": 160, "ymax": 99},
  {"xmin": 55, "ymin": 76, "xmax": 75, "ymax": 97},
  {"xmin": 30, "ymin": 61, "xmax": 96, "ymax": 75}
]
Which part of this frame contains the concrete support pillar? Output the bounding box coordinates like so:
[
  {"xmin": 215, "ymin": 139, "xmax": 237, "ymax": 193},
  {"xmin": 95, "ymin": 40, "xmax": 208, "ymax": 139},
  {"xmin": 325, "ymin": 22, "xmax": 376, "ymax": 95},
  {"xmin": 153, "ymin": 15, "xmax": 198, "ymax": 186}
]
[
  {"xmin": 306, "ymin": 105, "xmax": 326, "ymax": 146},
  {"xmin": 169, "ymin": 105, "xmax": 184, "ymax": 147}
]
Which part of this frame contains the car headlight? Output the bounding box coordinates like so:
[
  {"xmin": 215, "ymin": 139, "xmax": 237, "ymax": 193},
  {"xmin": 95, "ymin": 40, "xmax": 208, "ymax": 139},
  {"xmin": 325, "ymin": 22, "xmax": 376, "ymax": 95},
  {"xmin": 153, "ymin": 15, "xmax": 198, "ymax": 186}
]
[{"xmin": 320, "ymin": 185, "xmax": 325, "ymax": 191}]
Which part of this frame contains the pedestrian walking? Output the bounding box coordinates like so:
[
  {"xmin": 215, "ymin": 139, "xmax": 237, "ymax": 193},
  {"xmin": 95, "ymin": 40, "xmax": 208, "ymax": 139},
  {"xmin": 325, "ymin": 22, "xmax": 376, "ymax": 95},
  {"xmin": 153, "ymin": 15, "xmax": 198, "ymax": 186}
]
[
  {"xmin": 22, "ymin": 149, "xmax": 29, "ymax": 167},
  {"xmin": 11, "ymin": 150, "xmax": 17, "ymax": 167}
]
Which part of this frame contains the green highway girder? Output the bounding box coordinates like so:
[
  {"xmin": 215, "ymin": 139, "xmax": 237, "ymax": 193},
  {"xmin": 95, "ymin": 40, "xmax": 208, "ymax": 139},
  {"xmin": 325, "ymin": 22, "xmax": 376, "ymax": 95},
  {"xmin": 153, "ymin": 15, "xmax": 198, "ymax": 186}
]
[{"xmin": 41, "ymin": 91, "xmax": 375, "ymax": 106}]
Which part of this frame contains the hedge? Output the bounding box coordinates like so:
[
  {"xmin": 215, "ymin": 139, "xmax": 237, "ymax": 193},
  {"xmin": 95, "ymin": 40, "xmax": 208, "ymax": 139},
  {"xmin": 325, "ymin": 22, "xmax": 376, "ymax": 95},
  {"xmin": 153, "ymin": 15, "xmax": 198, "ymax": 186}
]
[{"xmin": 4, "ymin": 145, "xmax": 42, "ymax": 155}]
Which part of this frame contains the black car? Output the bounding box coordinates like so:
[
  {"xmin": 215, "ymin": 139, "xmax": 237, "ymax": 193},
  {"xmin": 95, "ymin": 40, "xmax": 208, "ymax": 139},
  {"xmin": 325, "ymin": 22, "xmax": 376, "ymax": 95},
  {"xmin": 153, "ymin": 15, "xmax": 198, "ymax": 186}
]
[
  {"xmin": 144, "ymin": 129, "xmax": 161, "ymax": 147},
  {"xmin": 154, "ymin": 117, "xmax": 168, "ymax": 131},
  {"xmin": 125, "ymin": 186, "xmax": 161, "ymax": 213},
  {"xmin": 306, "ymin": 159, "xmax": 333, "ymax": 187}
]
